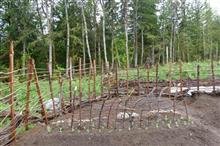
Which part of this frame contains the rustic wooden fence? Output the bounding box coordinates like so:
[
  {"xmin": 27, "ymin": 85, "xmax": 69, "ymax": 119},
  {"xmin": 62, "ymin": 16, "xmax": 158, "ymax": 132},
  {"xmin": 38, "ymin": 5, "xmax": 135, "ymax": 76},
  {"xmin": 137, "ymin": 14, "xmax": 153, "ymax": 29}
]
[{"xmin": 1, "ymin": 42, "xmax": 220, "ymax": 146}]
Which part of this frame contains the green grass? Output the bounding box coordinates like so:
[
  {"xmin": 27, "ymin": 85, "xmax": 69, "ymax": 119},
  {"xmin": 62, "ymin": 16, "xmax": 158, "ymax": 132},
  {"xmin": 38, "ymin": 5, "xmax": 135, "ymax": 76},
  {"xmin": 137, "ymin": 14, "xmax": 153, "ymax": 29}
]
[
  {"xmin": 119, "ymin": 61, "xmax": 220, "ymax": 81},
  {"xmin": 0, "ymin": 74, "xmax": 102, "ymax": 128}
]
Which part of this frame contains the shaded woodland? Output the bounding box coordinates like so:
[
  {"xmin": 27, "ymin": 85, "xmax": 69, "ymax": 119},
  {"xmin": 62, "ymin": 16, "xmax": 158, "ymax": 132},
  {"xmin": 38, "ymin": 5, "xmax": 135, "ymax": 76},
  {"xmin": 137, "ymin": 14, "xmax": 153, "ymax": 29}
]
[{"xmin": 0, "ymin": 0, "xmax": 220, "ymax": 72}]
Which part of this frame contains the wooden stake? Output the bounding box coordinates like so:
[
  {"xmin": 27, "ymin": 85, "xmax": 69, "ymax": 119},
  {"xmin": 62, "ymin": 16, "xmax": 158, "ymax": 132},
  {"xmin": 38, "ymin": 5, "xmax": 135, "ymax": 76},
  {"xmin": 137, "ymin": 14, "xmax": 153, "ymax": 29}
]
[
  {"xmin": 58, "ymin": 73, "xmax": 64, "ymax": 113},
  {"xmin": 9, "ymin": 41, "xmax": 16, "ymax": 142},
  {"xmin": 155, "ymin": 63, "xmax": 158, "ymax": 94},
  {"xmin": 179, "ymin": 61, "xmax": 183, "ymax": 93},
  {"xmin": 69, "ymin": 57, "xmax": 74, "ymax": 128},
  {"xmin": 89, "ymin": 63, "xmax": 93, "ymax": 127},
  {"xmin": 100, "ymin": 62, "xmax": 103, "ymax": 97},
  {"xmin": 32, "ymin": 59, "xmax": 48, "ymax": 125},
  {"xmin": 79, "ymin": 58, "xmax": 82, "ymax": 126},
  {"xmin": 115, "ymin": 63, "xmax": 119, "ymax": 96},
  {"xmin": 168, "ymin": 62, "xmax": 172, "ymax": 99},
  {"xmin": 146, "ymin": 64, "xmax": 150, "ymax": 94},
  {"xmin": 197, "ymin": 65, "xmax": 200, "ymax": 92},
  {"xmin": 47, "ymin": 63, "xmax": 56, "ymax": 115},
  {"xmin": 137, "ymin": 66, "xmax": 140, "ymax": 96},
  {"xmin": 126, "ymin": 63, "xmax": 129, "ymax": 95},
  {"xmin": 211, "ymin": 59, "xmax": 215, "ymax": 92},
  {"xmin": 98, "ymin": 99, "xmax": 106, "ymax": 129},
  {"xmin": 24, "ymin": 59, "xmax": 33, "ymax": 130},
  {"xmin": 93, "ymin": 60, "xmax": 96, "ymax": 99}
]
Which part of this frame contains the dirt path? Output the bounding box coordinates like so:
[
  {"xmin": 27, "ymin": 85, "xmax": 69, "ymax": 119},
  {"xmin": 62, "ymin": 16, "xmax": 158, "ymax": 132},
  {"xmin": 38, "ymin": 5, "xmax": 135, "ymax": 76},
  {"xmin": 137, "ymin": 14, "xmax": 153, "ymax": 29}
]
[{"xmin": 13, "ymin": 94, "xmax": 220, "ymax": 146}]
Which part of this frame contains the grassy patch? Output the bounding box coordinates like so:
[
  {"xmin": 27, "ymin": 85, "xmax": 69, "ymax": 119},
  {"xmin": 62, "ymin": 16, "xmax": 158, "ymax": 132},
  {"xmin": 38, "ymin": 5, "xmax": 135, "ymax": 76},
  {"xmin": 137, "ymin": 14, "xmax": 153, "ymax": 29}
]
[{"xmin": 0, "ymin": 60, "xmax": 219, "ymax": 128}]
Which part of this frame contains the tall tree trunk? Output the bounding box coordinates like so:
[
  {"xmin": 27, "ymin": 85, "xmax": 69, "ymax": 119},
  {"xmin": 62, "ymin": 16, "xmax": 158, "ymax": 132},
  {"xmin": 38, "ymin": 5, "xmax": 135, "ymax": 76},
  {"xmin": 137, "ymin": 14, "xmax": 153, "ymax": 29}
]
[
  {"xmin": 141, "ymin": 29, "xmax": 144, "ymax": 65},
  {"xmin": 35, "ymin": 0, "xmax": 44, "ymax": 35},
  {"xmin": 124, "ymin": 0, "xmax": 129, "ymax": 68},
  {"xmin": 98, "ymin": 37, "xmax": 101, "ymax": 66},
  {"xmin": 166, "ymin": 46, "xmax": 169, "ymax": 64},
  {"xmin": 46, "ymin": 0, "xmax": 53, "ymax": 76},
  {"xmin": 216, "ymin": 43, "xmax": 218, "ymax": 60},
  {"xmin": 82, "ymin": 22, "xmax": 86, "ymax": 75},
  {"xmin": 170, "ymin": 22, "xmax": 173, "ymax": 62},
  {"xmin": 100, "ymin": 0, "xmax": 108, "ymax": 68},
  {"xmin": 65, "ymin": 0, "xmax": 70, "ymax": 76},
  {"xmin": 111, "ymin": 0, "xmax": 115, "ymax": 69},
  {"xmin": 134, "ymin": 0, "xmax": 138, "ymax": 67},
  {"xmin": 111, "ymin": 33, "xmax": 114, "ymax": 69},
  {"xmin": 203, "ymin": 26, "xmax": 206, "ymax": 60},
  {"xmin": 82, "ymin": 5, "xmax": 92, "ymax": 64},
  {"xmin": 152, "ymin": 43, "xmax": 155, "ymax": 64},
  {"xmin": 93, "ymin": 0, "xmax": 97, "ymax": 62}
]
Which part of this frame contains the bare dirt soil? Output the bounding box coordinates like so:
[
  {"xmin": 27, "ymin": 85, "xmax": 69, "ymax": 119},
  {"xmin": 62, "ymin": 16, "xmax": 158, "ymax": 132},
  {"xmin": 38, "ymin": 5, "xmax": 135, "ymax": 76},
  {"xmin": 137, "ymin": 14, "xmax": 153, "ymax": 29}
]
[{"xmin": 13, "ymin": 94, "xmax": 220, "ymax": 146}]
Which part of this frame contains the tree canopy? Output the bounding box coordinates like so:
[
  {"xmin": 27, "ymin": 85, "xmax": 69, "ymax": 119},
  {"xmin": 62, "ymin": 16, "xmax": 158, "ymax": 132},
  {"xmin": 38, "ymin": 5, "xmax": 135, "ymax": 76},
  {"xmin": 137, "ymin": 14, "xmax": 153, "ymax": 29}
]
[{"xmin": 0, "ymin": 0, "xmax": 220, "ymax": 71}]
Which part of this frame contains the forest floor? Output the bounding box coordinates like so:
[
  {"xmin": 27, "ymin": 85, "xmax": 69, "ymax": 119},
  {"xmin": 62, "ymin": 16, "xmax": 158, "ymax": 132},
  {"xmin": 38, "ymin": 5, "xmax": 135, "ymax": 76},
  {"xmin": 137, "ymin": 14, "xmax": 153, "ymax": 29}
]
[{"xmin": 13, "ymin": 93, "xmax": 220, "ymax": 146}]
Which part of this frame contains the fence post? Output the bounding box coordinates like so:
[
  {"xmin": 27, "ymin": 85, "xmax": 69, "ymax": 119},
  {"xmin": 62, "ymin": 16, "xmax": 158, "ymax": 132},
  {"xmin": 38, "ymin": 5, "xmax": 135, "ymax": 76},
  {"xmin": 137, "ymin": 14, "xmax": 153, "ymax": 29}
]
[
  {"xmin": 155, "ymin": 63, "xmax": 158, "ymax": 94},
  {"xmin": 107, "ymin": 62, "xmax": 111, "ymax": 98},
  {"xmin": 79, "ymin": 58, "xmax": 82, "ymax": 126},
  {"xmin": 115, "ymin": 63, "xmax": 119, "ymax": 96},
  {"xmin": 69, "ymin": 57, "xmax": 74, "ymax": 128},
  {"xmin": 179, "ymin": 61, "xmax": 183, "ymax": 93},
  {"xmin": 137, "ymin": 65, "xmax": 140, "ymax": 96},
  {"xmin": 197, "ymin": 65, "xmax": 200, "ymax": 92},
  {"xmin": 146, "ymin": 64, "xmax": 150, "ymax": 94},
  {"xmin": 168, "ymin": 62, "xmax": 172, "ymax": 99},
  {"xmin": 47, "ymin": 63, "xmax": 55, "ymax": 115},
  {"xmin": 24, "ymin": 59, "xmax": 33, "ymax": 130},
  {"xmin": 58, "ymin": 73, "xmax": 64, "ymax": 113},
  {"xmin": 100, "ymin": 62, "xmax": 103, "ymax": 97},
  {"xmin": 9, "ymin": 41, "xmax": 16, "ymax": 142},
  {"xmin": 59, "ymin": 73, "xmax": 65, "ymax": 113},
  {"xmin": 126, "ymin": 63, "xmax": 129, "ymax": 96},
  {"xmin": 89, "ymin": 63, "xmax": 93, "ymax": 127},
  {"xmin": 211, "ymin": 59, "xmax": 215, "ymax": 92},
  {"xmin": 93, "ymin": 60, "xmax": 96, "ymax": 99},
  {"xmin": 32, "ymin": 59, "xmax": 48, "ymax": 125}
]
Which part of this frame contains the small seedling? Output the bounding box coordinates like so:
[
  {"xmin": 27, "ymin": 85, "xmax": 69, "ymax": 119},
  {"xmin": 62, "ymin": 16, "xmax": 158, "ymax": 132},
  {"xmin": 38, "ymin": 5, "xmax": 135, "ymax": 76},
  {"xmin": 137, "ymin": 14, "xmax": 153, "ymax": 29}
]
[
  {"xmin": 59, "ymin": 127, "xmax": 63, "ymax": 133},
  {"xmin": 47, "ymin": 125, "xmax": 52, "ymax": 133}
]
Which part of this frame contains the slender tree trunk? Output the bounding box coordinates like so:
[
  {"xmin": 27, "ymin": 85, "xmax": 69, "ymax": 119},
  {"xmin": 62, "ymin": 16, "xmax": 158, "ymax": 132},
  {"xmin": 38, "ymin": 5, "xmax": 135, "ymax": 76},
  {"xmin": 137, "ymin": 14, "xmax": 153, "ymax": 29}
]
[
  {"xmin": 93, "ymin": 0, "xmax": 97, "ymax": 61},
  {"xmin": 152, "ymin": 43, "xmax": 155, "ymax": 64},
  {"xmin": 111, "ymin": 0, "xmax": 115, "ymax": 69},
  {"xmin": 22, "ymin": 41, "xmax": 26, "ymax": 76},
  {"xmin": 134, "ymin": 0, "xmax": 138, "ymax": 67},
  {"xmin": 111, "ymin": 33, "xmax": 114, "ymax": 69},
  {"xmin": 98, "ymin": 35, "xmax": 101, "ymax": 66},
  {"xmin": 203, "ymin": 26, "xmax": 205, "ymax": 60},
  {"xmin": 141, "ymin": 29, "xmax": 144, "ymax": 65},
  {"xmin": 216, "ymin": 43, "xmax": 218, "ymax": 60},
  {"xmin": 46, "ymin": 0, "xmax": 53, "ymax": 76},
  {"xmin": 170, "ymin": 23, "xmax": 173, "ymax": 62},
  {"xmin": 82, "ymin": 5, "xmax": 92, "ymax": 64},
  {"xmin": 210, "ymin": 39, "xmax": 213, "ymax": 59},
  {"xmin": 82, "ymin": 22, "xmax": 86, "ymax": 75},
  {"xmin": 124, "ymin": 0, "xmax": 129, "ymax": 68},
  {"xmin": 35, "ymin": 0, "xmax": 44, "ymax": 35},
  {"xmin": 166, "ymin": 46, "xmax": 169, "ymax": 64},
  {"xmin": 102, "ymin": 11, "xmax": 108, "ymax": 67},
  {"xmin": 100, "ymin": 0, "xmax": 108, "ymax": 68},
  {"xmin": 65, "ymin": 0, "xmax": 70, "ymax": 76}
]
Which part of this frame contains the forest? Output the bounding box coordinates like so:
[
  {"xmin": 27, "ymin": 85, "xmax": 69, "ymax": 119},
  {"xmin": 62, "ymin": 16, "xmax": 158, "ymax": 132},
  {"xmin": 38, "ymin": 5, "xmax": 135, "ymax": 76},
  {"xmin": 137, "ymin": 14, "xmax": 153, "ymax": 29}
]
[{"xmin": 0, "ymin": 0, "xmax": 220, "ymax": 71}]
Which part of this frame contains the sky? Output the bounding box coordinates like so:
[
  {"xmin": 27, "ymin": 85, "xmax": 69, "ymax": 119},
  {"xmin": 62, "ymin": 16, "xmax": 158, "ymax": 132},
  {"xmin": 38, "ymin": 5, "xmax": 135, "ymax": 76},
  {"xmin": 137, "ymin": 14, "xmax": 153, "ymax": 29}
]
[{"xmin": 209, "ymin": 0, "xmax": 220, "ymax": 15}]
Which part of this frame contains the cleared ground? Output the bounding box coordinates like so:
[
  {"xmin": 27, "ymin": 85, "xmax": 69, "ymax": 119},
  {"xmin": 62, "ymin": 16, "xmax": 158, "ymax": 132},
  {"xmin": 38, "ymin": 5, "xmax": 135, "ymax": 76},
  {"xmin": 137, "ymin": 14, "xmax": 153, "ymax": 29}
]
[{"xmin": 13, "ymin": 94, "xmax": 220, "ymax": 146}]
